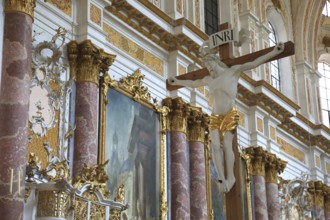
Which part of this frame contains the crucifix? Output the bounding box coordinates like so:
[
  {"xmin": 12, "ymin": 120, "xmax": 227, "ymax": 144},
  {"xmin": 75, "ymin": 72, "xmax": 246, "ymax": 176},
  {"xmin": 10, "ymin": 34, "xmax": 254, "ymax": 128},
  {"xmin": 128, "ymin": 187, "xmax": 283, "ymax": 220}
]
[{"xmin": 166, "ymin": 22, "xmax": 294, "ymax": 218}]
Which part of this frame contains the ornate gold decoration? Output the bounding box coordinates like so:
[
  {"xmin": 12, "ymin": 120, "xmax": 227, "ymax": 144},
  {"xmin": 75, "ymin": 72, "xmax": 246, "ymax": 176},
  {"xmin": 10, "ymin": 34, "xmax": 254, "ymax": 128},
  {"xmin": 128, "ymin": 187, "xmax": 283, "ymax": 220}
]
[
  {"xmin": 26, "ymin": 152, "xmax": 41, "ymax": 182},
  {"xmin": 270, "ymin": 126, "xmax": 276, "ymax": 140},
  {"xmin": 195, "ymin": 0, "xmax": 201, "ymax": 28},
  {"xmin": 119, "ymin": 69, "xmax": 151, "ymax": 102},
  {"xmin": 187, "ymin": 106, "xmax": 209, "ymax": 142},
  {"xmin": 37, "ymin": 190, "xmax": 69, "ymax": 218},
  {"xmin": 204, "ymin": 132, "xmax": 213, "ymax": 220},
  {"xmin": 163, "ymin": 97, "xmax": 190, "ymax": 133},
  {"xmin": 46, "ymin": 160, "xmax": 70, "ymax": 182},
  {"xmin": 73, "ymin": 160, "xmax": 110, "ymax": 198},
  {"xmin": 241, "ymin": 150, "xmax": 253, "ymax": 220},
  {"xmin": 74, "ymin": 198, "xmax": 88, "ymax": 219},
  {"xmin": 209, "ymin": 107, "xmax": 240, "ymax": 137},
  {"xmin": 67, "ymin": 40, "xmax": 116, "ymax": 86},
  {"xmin": 277, "ymin": 137, "xmax": 306, "ymax": 164},
  {"xmin": 4, "ymin": 0, "xmax": 36, "ymax": 19},
  {"xmin": 90, "ymin": 203, "xmax": 106, "ymax": 220},
  {"xmin": 245, "ymin": 147, "xmax": 266, "ymax": 177},
  {"xmin": 115, "ymin": 184, "xmax": 125, "ymax": 203},
  {"xmin": 155, "ymin": 105, "xmax": 170, "ymax": 220},
  {"xmin": 103, "ymin": 23, "xmax": 165, "ymax": 76},
  {"xmin": 110, "ymin": 209, "xmax": 122, "ymax": 220},
  {"xmin": 324, "ymin": 186, "xmax": 330, "ymax": 212},
  {"xmin": 308, "ymin": 181, "xmax": 325, "ymax": 208},
  {"xmin": 90, "ymin": 3, "xmax": 102, "ymax": 26},
  {"xmin": 265, "ymin": 152, "xmax": 287, "ymax": 183},
  {"xmin": 176, "ymin": 0, "xmax": 182, "ymax": 14},
  {"xmin": 45, "ymin": 0, "xmax": 72, "ymax": 16}
]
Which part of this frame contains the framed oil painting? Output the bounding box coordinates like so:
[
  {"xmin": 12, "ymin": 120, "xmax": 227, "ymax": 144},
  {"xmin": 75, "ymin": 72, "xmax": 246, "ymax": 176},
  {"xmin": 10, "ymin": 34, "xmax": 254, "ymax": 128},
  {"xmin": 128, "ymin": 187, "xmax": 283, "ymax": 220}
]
[{"xmin": 98, "ymin": 71, "xmax": 168, "ymax": 220}]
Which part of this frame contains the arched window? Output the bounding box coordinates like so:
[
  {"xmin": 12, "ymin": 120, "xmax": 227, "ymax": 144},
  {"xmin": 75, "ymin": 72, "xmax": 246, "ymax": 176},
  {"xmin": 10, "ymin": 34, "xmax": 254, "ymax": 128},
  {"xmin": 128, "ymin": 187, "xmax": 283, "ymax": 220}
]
[
  {"xmin": 204, "ymin": 0, "xmax": 219, "ymax": 35},
  {"xmin": 268, "ymin": 22, "xmax": 280, "ymax": 90},
  {"xmin": 318, "ymin": 62, "xmax": 330, "ymax": 127}
]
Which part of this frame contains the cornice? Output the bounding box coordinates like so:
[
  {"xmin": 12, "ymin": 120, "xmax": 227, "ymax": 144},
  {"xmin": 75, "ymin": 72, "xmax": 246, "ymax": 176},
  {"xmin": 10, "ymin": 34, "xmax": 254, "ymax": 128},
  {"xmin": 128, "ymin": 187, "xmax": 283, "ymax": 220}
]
[
  {"xmin": 105, "ymin": 0, "xmax": 206, "ymax": 65},
  {"xmin": 238, "ymin": 74, "xmax": 330, "ymax": 154}
]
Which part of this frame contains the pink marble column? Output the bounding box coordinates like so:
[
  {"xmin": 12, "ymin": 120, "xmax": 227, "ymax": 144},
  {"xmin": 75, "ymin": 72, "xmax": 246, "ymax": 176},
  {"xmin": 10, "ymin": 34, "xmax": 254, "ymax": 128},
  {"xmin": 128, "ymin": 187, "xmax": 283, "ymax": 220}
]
[
  {"xmin": 73, "ymin": 82, "xmax": 98, "ymax": 174},
  {"xmin": 67, "ymin": 40, "xmax": 115, "ymax": 176},
  {"xmin": 171, "ymin": 132, "xmax": 190, "ymax": 219},
  {"xmin": 188, "ymin": 108, "xmax": 208, "ymax": 220},
  {"xmin": 246, "ymin": 147, "xmax": 268, "ymax": 220},
  {"xmin": 189, "ymin": 141, "xmax": 207, "ymax": 220},
  {"xmin": 0, "ymin": 1, "xmax": 35, "ymax": 219},
  {"xmin": 163, "ymin": 97, "xmax": 190, "ymax": 220},
  {"xmin": 253, "ymin": 176, "xmax": 268, "ymax": 220},
  {"xmin": 265, "ymin": 153, "xmax": 286, "ymax": 220},
  {"xmin": 266, "ymin": 183, "xmax": 279, "ymax": 220}
]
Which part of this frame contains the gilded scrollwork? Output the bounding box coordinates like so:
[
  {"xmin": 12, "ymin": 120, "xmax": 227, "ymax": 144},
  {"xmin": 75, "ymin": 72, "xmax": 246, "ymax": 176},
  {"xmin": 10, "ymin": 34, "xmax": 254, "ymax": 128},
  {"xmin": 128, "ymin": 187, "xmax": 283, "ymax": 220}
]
[
  {"xmin": 119, "ymin": 69, "xmax": 151, "ymax": 102},
  {"xmin": 29, "ymin": 28, "xmax": 74, "ymax": 168}
]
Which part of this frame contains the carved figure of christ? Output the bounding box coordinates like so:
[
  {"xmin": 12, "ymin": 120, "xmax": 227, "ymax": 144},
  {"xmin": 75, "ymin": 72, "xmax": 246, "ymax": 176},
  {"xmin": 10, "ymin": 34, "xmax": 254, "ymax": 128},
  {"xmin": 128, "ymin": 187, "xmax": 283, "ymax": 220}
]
[{"xmin": 167, "ymin": 24, "xmax": 294, "ymax": 193}]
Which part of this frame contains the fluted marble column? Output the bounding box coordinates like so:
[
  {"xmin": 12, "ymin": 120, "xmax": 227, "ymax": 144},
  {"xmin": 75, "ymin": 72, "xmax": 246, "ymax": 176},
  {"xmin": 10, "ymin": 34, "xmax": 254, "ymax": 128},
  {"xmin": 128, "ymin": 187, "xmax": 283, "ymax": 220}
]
[
  {"xmin": 0, "ymin": 1, "xmax": 35, "ymax": 219},
  {"xmin": 187, "ymin": 107, "xmax": 208, "ymax": 220},
  {"xmin": 67, "ymin": 40, "xmax": 115, "ymax": 176},
  {"xmin": 163, "ymin": 97, "xmax": 191, "ymax": 219},
  {"xmin": 265, "ymin": 153, "xmax": 287, "ymax": 220},
  {"xmin": 246, "ymin": 147, "xmax": 268, "ymax": 220},
  {"xmin": 308, "ymin": 181, "xmax": 325, "ymax": 219}
]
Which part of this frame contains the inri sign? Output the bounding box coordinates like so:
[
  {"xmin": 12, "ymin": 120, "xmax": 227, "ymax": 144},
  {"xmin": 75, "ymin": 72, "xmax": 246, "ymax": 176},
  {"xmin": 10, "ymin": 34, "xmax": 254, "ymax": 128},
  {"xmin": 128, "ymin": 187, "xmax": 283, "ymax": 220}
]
[{"xmin": 209, "ymin": 28, "xmax": 239, "ymax": 49}]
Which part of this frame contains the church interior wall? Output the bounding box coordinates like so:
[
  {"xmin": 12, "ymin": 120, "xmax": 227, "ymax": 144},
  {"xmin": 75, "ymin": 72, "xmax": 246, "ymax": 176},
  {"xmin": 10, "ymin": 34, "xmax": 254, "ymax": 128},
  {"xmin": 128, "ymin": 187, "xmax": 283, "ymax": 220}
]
[{"xmin": 2, "ymin": 0, "xmax": 330, "ymax": 219}]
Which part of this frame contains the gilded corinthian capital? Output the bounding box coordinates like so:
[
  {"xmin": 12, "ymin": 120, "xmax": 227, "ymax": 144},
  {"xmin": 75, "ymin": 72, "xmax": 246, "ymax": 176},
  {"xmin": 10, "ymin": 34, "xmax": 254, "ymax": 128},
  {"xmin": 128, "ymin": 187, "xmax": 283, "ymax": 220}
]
[
  {"xmin": 245, "ymin": 146, "xmax": 267, "ymax": 177},
  {"xmin": 5, "ymin": 0, "xmax": 36, "ymax": 19},
  {"xmin": 163, "ymin": 97, "xmax": 190, "ymax": 134},
  {"xmin": 67, "ymin": 40, "xmax": 116, "ymax": 86},
  {"xmin": 187, "ymin": 106, "xmax": 209, "ymax": 142},
  {"xmin": 264, "ymin": 152, "xmax": 287, "ymax": 183}
]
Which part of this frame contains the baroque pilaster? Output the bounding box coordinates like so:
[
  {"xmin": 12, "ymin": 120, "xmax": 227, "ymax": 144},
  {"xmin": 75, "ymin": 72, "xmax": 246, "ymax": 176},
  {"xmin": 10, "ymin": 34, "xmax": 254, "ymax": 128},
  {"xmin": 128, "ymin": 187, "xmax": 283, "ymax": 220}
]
[
  {"xmin": 246, "ymin": 147, "xmax": 268, "ymax": 220},
  {"xmin": 163, "ymin": 97, "xmax": 191, "ymax": 220},
  {"xmin": 67, "ymin": 40, "xmax": 115, "ymax": 176},
  {"xmin": 187, "ymin": 106, "xmax": 209, "ymax": 220},
  {"xmin": 0, "ymin": 0, "xmax": 35, "ymax": 219}
]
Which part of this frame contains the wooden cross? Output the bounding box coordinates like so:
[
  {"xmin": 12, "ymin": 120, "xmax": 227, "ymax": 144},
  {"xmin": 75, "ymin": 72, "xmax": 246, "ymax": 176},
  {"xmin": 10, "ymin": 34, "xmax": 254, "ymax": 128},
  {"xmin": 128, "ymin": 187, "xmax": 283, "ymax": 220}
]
[
  {"xmin": 166, "ymin": 23, "xmax": 295, "ymax": 220},
  {"xmin": 166, "ymin": 23, "xmax": 295, "ymax": 91}
]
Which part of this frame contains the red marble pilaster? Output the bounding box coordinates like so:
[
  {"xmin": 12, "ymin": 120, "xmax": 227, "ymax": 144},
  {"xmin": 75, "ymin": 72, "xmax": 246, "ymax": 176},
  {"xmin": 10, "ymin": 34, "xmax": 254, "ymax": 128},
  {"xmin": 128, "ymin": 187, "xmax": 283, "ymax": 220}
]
[
  {"xmin": 171, "ymin": 132, "xmax": 190, "ymax": 220},
  {"xmin": 0, "ymin": 3, "xmax": 34, "ymax": 219},
  {"xmin": 73, "ymin": 82, "xmax": 98, "ymax": 175},
  {"xmin": 189, "ymin": 141, "xmax": 207, "ymax": 220}
]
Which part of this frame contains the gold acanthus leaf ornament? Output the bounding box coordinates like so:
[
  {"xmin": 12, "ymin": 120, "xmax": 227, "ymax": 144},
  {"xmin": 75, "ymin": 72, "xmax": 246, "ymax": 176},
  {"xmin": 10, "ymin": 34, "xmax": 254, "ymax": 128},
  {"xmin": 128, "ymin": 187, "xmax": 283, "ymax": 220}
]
[{"xmin": 119, "ymin": 69, "xmax": 151, "ymax": 102}]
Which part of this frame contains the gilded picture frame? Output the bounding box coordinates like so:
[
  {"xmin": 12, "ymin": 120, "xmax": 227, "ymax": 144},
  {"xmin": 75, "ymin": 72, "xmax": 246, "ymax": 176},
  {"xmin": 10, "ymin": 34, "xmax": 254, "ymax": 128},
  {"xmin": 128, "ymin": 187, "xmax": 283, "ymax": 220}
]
[{"xmin": 98, "ymin": 70, "xmax": 168, "ymax": 219}]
